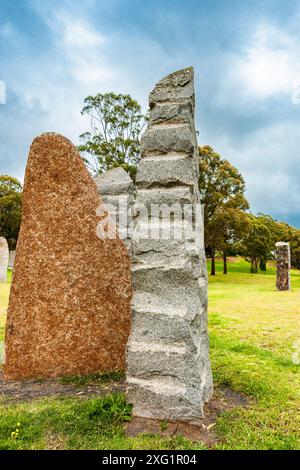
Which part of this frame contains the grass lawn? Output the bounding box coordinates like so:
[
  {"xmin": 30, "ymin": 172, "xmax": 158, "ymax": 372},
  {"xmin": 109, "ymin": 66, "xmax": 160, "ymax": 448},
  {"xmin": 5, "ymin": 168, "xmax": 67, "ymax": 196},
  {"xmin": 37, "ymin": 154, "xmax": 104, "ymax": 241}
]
[
  {"xmin": 208, "ymin": 258, "xmax": 300, "ymax": 449},
  {"xmin": 0, "ymin": 259, "xmax": 299, "ymax": 450}
]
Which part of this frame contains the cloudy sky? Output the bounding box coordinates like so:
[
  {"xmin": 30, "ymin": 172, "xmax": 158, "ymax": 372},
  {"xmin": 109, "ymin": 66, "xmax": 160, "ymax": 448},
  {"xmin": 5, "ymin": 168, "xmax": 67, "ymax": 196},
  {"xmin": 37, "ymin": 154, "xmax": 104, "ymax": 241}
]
[{"xmin": 1, "ymin": 0, "xmax": 300, "ymax": 225}]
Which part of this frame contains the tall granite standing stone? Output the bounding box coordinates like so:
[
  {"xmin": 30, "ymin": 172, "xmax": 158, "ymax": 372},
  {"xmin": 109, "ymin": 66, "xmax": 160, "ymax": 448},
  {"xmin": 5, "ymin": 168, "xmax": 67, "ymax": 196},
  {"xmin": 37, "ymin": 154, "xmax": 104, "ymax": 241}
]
[
  {"xmin": 95, "ymin": 167, "xmax": 134, "ymax": 254},
  {"xmin": 0, "ymin": 237, "xmax": 9, "ymax": 282},
  {"xmin": 126, "ymin": 68, "xmax": 213, "ymax": 424},
  {"xmin": 4, "ymin": 133, "xmax": 132, "ymax": 380},
  {"xmin": 275, "ymin": 242, "xmax": 290, "ymax": 291}
]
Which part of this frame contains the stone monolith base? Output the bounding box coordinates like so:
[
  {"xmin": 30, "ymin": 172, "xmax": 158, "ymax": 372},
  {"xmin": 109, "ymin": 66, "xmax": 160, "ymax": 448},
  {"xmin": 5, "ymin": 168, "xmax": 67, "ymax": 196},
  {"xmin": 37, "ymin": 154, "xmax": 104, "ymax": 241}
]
[
  {"xmin": 4, "ymin": 133, "xmax": 132, "ymax": 380},
  {"xmin": 126, "ymin": 68, "xmax": 213, "ymax": 424}
]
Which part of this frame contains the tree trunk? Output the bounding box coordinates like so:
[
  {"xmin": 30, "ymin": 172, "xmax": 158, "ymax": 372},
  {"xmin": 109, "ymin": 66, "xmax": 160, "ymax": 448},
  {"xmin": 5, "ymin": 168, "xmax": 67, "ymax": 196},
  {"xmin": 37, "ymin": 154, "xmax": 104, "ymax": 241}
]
[
  {"xmin": 223, "ymin": 251, "xmax": 227, "ymax": 275},
  {"xmin": 211, "ymin": 250, "xmax": 216, "ymax": 276},
  {"xmin": 250, "ymin": 257, "xmax": 258, "ymax": 273},
  {"xmin": 259, "ymin": 257, "xmax": 267, "ymax": 272}
]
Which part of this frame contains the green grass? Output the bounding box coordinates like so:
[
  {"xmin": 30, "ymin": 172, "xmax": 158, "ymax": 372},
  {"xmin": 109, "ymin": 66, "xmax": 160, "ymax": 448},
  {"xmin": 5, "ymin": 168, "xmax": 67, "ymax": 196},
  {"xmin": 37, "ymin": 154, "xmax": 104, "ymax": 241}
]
[
  {"xmin": 208, "ymin": 257, "xmax": 300, "ymax": 449},
  {"xmin": 0, "ymin": 395, "xmax": 205, "ymax": 450},
  {"xmin": 0, "ymin": 260, "xmax": 299, "ymax": 449},
  {"xmin": 59, "ymin": 371, "xmax": 125, "ymax": 386}
]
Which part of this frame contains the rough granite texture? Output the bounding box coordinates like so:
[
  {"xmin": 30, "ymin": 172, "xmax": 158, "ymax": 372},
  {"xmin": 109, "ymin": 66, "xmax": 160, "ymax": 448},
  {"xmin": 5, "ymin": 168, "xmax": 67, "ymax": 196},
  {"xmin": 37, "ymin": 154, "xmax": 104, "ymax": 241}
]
[
  {"xmin": 275, "ymin": 242, "xmax": 290, "ymax": 291},
  {"xmin": 126, "ymin": 67, "xmax": 213, "ymax": 425},
  {"xmin": 0, "ymin": 237, "xmax": 9, "ymax": 282},
  {"xmin": 95, "ymin": 167, "xmax": 134, "ymax": 253},
  {"xmin": 4, "ymin": 133, "xmax": 132, "ymax": 380}
]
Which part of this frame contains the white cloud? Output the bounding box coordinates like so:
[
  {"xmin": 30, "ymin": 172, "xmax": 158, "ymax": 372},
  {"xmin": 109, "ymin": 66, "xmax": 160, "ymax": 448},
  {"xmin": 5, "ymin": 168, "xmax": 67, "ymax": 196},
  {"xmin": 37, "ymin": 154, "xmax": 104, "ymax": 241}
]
[
  {"xmin": 202, "ymin": 21, "xmax": 300, "ymax": 221},
  {"xmin": 210, "ymin": 120, "xmax": 300, "ymax": 218},
  {"xmin": 2, "ymin": 5, "xmax": 300, "ymax": 227},
  {"xmin": 43, "ymin": 11, "xmax": 115, "ymax": 85},
  {"xmin": 58, "ymin": 15, "xmax": 106, "ymax": 48},
  {"xmin": 238, "ymin": 24, "xmax": 300, "ymax": 98},
  {"xmin": 215, "ymin": 22, "xmax": 300, "ymax": 105},
  {"xmin": 0, "ymin": 6, "xmax": 120, "ymax": 181},
  {"xmin": 0, "ymin": 22, "xmax": 15, "ymax": 39}
]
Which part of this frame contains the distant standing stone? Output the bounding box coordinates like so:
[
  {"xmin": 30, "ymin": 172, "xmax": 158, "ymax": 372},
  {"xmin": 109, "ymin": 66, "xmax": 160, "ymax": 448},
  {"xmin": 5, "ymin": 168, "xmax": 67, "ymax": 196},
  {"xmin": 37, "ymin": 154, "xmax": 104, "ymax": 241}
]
[
  {"xmin": 0, "ymin": 237, "xmax": 9, "ymax": 282},
  {"xmin": 275, "ymin": 242, "xmax": 290, "ymax": 291},
  {"xmin": 4, "ymin": 133, "xmax": 132, "ymax": 380}
]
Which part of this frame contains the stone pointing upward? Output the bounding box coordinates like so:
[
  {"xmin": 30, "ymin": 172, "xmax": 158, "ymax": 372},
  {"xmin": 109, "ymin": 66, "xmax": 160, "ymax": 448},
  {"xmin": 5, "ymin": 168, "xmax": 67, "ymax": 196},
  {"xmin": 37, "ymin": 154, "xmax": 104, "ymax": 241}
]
[
  {"xmin": 4, "ymin": 133, "xmax": 132, "ymax": 380},
  {"xmin": 126, "ymin": 67, "xmax": 213, "ymax": 424}
]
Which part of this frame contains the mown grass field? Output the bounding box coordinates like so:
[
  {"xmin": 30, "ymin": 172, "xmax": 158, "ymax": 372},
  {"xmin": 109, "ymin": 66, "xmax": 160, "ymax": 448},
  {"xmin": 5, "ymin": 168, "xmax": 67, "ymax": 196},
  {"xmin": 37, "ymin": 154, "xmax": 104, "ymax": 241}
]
[{"xmin": 0, "ymin": 259, "xmax": 299, "ymax": 450}]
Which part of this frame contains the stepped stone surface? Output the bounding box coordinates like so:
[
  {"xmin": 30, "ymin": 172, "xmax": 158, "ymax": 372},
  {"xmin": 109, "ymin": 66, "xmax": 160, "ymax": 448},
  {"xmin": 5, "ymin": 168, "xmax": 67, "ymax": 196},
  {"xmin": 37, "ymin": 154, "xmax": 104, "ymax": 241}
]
[
  {"xmin": 95, "ymin": 167, "xmax": 134, "ymax": 196},
  {"xmin": 4, "ymin": 133, "xmax": 132, "ymax": 380},
  {"xmin": 0, "ymin": 237, "xmax": 9, "ymax": 282},
  {"xmin": 275, "ymin": 242, "xmax": 290, "ymax": 291},
  {"xmin": 126, "ymin": 67, "xmax": 213, "ymax": 424},
  {"xmin": 95, "ymin": 167, "xmax": 134, "ymax": 252}
]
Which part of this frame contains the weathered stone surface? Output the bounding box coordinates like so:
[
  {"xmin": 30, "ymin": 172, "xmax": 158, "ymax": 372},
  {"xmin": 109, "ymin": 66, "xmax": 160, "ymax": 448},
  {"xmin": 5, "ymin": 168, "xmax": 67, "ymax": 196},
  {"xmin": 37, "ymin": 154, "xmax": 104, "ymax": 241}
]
[
  {"xmin": 8, "ymin": 251, "xmax": 16, "ymax": 269},
  {"xmin": 4, "ymin": 133, "xmax": 132, "ymax": 380},
  {"xmin": 126, "ymin": 67, "xmax": 213, "ymax": 424},
  {"xmin": 135, "ymin": 186, "xmax": 194, "ymax": 209},
  {"xmin": 136, "ymin": 155, "xmax": 197, "ymax": 188},
  {"xmin": 149, "ymin": 67, "xmax": 195, "ymax": 108},
  {"xmin": 149, "ymin": 102, "xmax": 194, "ymax": 126},
  {"xmin": 141, "ymin": 125, "xmax": 196, "ymax": 157},
  {"xmin": 95, "ymin": 167, "xmax": 133, "ymax": 196},
  {"xmin": 275, "ymin": 242, "xmax": 290, "ymax": 291},
  {"xmin": 131, "ymin": 238, "xmax": 203, "ymax": 273},
  {"xmin": 95, "ymin": 167, "xmax": 134, "ymax": 253},
  {"xmin": 0, "ymin": 237, "xmax": 9, "ymax": 282}
]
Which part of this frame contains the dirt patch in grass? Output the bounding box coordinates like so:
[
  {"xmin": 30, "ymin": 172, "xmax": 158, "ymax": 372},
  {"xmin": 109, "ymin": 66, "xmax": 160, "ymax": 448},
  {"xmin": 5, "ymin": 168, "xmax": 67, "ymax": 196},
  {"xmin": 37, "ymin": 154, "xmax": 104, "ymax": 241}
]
[
  {"xmin": 0, "ymin": 369, "xmax": 251, "ymax": 449},
  {"xmin": 125, "ymin": 387, "xmax": 250, "ymax": 448},
  {"xmin": 0, "ymin": 370, "xmax": 125, "ymax": 404},
  {"xmin": 44, "ymin": 431, "xmax": 68, "ymax": 450}
]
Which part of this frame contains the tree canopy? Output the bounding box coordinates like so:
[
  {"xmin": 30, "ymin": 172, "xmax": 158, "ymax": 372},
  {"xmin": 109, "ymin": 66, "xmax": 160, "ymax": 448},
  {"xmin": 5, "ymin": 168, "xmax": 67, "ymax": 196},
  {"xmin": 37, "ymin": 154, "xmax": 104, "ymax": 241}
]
[
  {"xmin": 199, "ymin": 145, "xmax": 249, "ymax": 274},
  {"xmin": 78, "ymin": 92, "xmax": 148, "ymax": 180},
  {"xmin": 240, "ymin": 214, "xmax": 277, "ymax": 273},
  {"xmin": 199, "ymin": 145, "xmax": 249, "ymax": 223}
]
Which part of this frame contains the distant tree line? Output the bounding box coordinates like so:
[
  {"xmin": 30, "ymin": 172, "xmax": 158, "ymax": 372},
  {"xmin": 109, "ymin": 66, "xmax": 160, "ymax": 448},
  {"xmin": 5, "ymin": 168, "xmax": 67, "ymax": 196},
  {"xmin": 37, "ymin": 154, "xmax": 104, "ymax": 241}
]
[
  {"xmin": 198, "ymin": 145, "xmax": 300, "ymax": 274},
  {"xmin": 2, "ymin": 92, "xmax": 300, "ymax": 274},
  {"xmin": 78, "ymin": 92, "xmax": 300, "ymax": 275}
]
